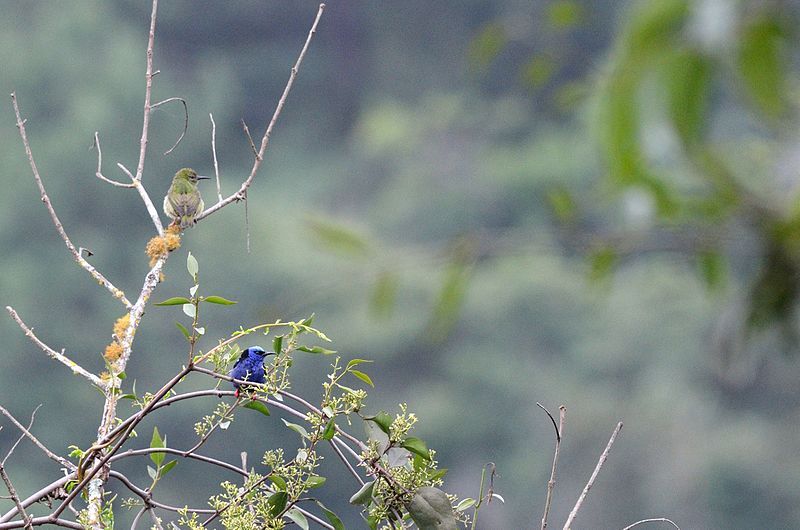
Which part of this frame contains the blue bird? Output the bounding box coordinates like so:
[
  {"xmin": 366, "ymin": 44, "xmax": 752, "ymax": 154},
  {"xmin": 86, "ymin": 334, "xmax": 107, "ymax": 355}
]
[{"xmin": 229, "ymin": 346, "xmax": 274, "ymax": 397}]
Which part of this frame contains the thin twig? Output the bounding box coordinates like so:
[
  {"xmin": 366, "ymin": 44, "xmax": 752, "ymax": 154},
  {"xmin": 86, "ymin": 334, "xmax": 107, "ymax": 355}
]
[
  {"xmin": 0, "ymin": 466, "xmax": 32, "ymax": 530},
  {"xmin": 622, "ymin": 518, "xmax": 681, "ymax": 530},
  {"xmin": 5, "ymin": 307, "xmax": 104, "ymax": 388},
  {"xmin": 210, "ymin": 113, "xmax": 222, "ymax": 201},
  {"xmin": 196, "ymin": 3, "xmax": 326, "ymax": 222},
  {"xmin": 0, "ymin": 475, "xmax": 72, "ymax": 523},
  {"xmin": 562, "ymin": 421, "xmax": 623, "ymax": 530},
  {"xmin": 117, "ymin": 162, "xmax": 164, "ymax": 234},
  {"xmin": 92, "ymin": 133, "xmax": 134, "ymax": 188},
  {"xmin": 133, "ymin": 0, "xmax": 158, "ymax": 183},
  {"xmin": 538, "ymin": 403, "xmax": 565, "ymax": 530},
  {"xmin": 130, "ymin": 506, "xmax": 147, "ymax": 530},
  {"xmin": 1, "ymin": 405, "xmax": 41, "ymax": 466},
  {"xmin": 241, "ymin": 119, "xmax": 258, "ymax": 158},
  {"xmin": 111, "ymin": 446, "xmax": 245, "ymax": 477},
  {"xmin": 150, "ymin": 97, "xmax": 188, "ymax": 155},
  {"xmin": 10, "ymin": 93, "xmax": 131, "ymax": 308}
]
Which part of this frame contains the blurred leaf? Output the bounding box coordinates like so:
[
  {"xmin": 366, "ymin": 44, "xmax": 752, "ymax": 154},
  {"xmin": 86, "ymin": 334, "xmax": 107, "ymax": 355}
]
[
  {"xmin": 307, "ymin": 219, "xmax": 370, "ymax": 257},
  {"xmin": 547, "ymin": 186, "xmax": 576, "ymax": 222},
  {"xmin": 243, "ymin": 401, "xmax": 271, "ymax": 417},
  {"xmin": 350, "ymin": 369, "xmax": 374, "ymax": 387},
  {"xmin": 369, "ymin": 270, "xmax": 398, "ymax": 319},
  {"xmin": 738, "ymin": 14, "xmax": 786, "ymax": 119},
  {"xmin": 548, "ymin": 0, "xmax": 583, "ymax": 28},
  {"xmin": 286, "ymin": 508, "xmax": 309, "ymax": 530},
  {"xmin": 589, "ymin": 246, "xmax": 617, "ymax": 282},
  {"xmin": 364, "ymin": 411, "xmax": 393, "ymax": 435},
  {"xmin": 202, "ymin": 295, "xmax": 237, "ymax": 305},
  {"xmin": 150, "ymin": 427, "xmax": 165, "ymax": 467},
  {"xmin": 315, "ymin": 501, "xmax": 345, "ymax": 530},
  {"xmin": 401, "ymin": 437, "xmax": 430, "ymax": 460},
  {"xmin": 305, "ymin": 475, "xmax": 326, "ymax": 489},
  {"xmin": 406, "ymin": 487, "xmax": 458, "ymax": 530},
  {"xmin": 666, "ymin": 50, "xmax": 712, "ymax": 148},
  {"xmin": 175, "ymin": 321, "xmax": 190, "ymax": 340},
  {"xmin": 296, "ymin": 345, "xmax": 337, "ymax": 355},
  {"xmin": 322, "ymin": 418, "xmax": 336, "ymax": 440},
  {"xmin": 521, "ymin": 55, "xmax": 555, "ymax": 88},
  {"xmin": 698, "ymin": 251, "xmax": 727, "ymax": 291},
  {"xmin": 427, "ymin": 251, "xmax": 473, "ymax": 342},
  {"xmin": 469, "ymin": 23, "xmax": 505, "ymax": 70},
  {"xmin": 349, "ymin": 480, "xmax": 376, "ymax": 505},
  {"xmin": 268, "ymin": 491, "xmax": 288, "ymax": 517},
  {"xmin": 155, "ymin": 297, "xmax": 191, "ymax": 306},
  {"xmin": 147, "ymin": 465, "xmax": 157, "ymax": 481},
  {"xmin": 186, "ymin": 252, "xmax": 199, "ymax": 277},
  {"xmin": 159, "ymin": 460, "xmax": 177, "ymax": 478}
]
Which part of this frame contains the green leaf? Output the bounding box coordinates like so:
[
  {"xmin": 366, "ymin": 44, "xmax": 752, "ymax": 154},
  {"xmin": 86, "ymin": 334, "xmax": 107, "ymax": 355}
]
[
  {"xmin": 175, "ymin": 321, "xmax": 190, "ymax": 340},
  {"xmin": 349, "ymin": 480, "xmax": 375, "ymax": 505},
  {"xmin": 547, "ymin": 0, "xmax": 582, "ymax": 29},
  {"xmin": 547, "ymin": 186, "xmax": 576, "ymax": 223},
  {"xmin": 159, "ymin": 460, "xmax": 177, "ymax": 478},
  {"xmin": 698, "ymin": 251, "xmax": 727, "ymax": 291},
  {"xmin": 739, "ymin": 14, "xmax": 786, "ymax": 119},
  {"xmin": 427, "ymin": 243, "xmax": 474, "ymax": 341},
  {"xmin": 350, "ymin": 370, "xmax": 374, "ymax": 387},
  {"xmin": 203, "ymin": 295, "xmax": 237, "ymax": 305},
  {"xmin": 267, "ymin": 491, "xmax": 288, "ymax": 517},
  {"xmin": 455, "ymin": 498, "xmax": 476, "ymax": 512},
  {"xmin": 273, "ymin": 335, "xmax": 284, "ymax": 354},
  {"xmin": 154, "ymin": 297, "xmax": 192, "ymax": 306},
  {"xmin": 315, "ymin": 501, "xmax": 345, "ymax": 530},
  {"xmin": 182, "ymin": 304, "xmax": 196, "ymax": 318},
  {"xmin": 468, "ymin": 22, "xmax": 505, "ymax": 70},
  {"xmin": 588, "ymin": 246, "xmax": 617, "ymax": 283},
  {"xmin": 665, "ymin": 50, "xmax": 712, "ymax": 148},
  {"xmin": 186, "ymin": 252, "xmax": 199, "ymax": 277},
  {"xmin": 346, "ymin": 359, "xmax": 372, "ymax": 370},
  {"xmin": 322, "ymin": 418, "xmax": 336, "ymax": 441},
  {"xmin": 147, "ymin": 465, "xmax": 157, "ymax": 481},
  {"xmin": 307, "ymin": 219, "xmax": 370, "ymax": 257},
  {"xmin": 299, "ymin": 314, "xmax": 315, "ymax": 327},
  {"xmin": 150, "ymin": 427, "xmax": 165, "ymax": 467},
  {"xmin": 286, "ymin": 508, "xmax": 309, "ymax": 530},
  {"xmin": 281, "ymin": 418, "xmax": 309, "ymax": 439},
  {"xmin": 430, "ymin": 468, "xmax": 448, "ymax": 481},
  {"xmin": 296, "ymin": 345, "xmax": 337, "ymax": 355},
  {"xmin": 365, "ymin": 411, "xmax": 392, "ymax": 435},
  {"xmin": 401, "ymin": 437, "xmax": 430, "ymax": 460},
  {"xmin": 305, "ymin": 475, "xmax": 326, "ymax": 489},
  {"xmin": 269, "ymin": 475, "xmax": 287, "ymax": 491},
  {"xmin": 369, "ymin": 270, "xmax": 398, "ymax": 319},
  {"xmin": 406, "ymin": 487, "xmax": 458, "ymax": 530},
  {"xmin": 243, "ymin": 401, "xmax": 271, "ymax": 417}
]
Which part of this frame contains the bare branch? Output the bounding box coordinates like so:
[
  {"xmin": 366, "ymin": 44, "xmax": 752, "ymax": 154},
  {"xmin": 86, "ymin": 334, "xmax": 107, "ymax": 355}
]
[
  {"xmin": 562, "ymin": 421, "xmax": 623, "ymax": 530},
  {"xmin": 2, "ymin": 405, "xmax": 41, "ymax": 466},
  {"xmin": 622, "ymin": 518, "xmax": 681, "ymax": 530},
  {"xmin": 116, "ymin": 163, "xmax": 164, "ymax": 234},
  {"xmin": 110, "ymin": 446, "xmax": 246, "ymax": 477},
  {"xmin": 0, "ymin": 516, "xmax": 83, "ymax": 530},
  {"xmin": 0, "ymin": 476, "xmax": 72, "ymax": 523},
  {"xmin": 196, "ymin": 3, "xmax": 326, "ymax": 222},
  {"xmin": 132, "ymin": 0, "xmax": 159, "ymax": 183},
  {"xmin": 10, "ymin": 93, "xmax": 131, "ymax": 308},
  {"xmin": 0, "ymin": 466, "xmax": 32, "ymax": 530},
  {"xmin": 93, "ymin": 133, "xmax": 134, "ymax": 188},
  {"xmin": 241, "ymin": 119, "xmax": 259, "ymax": 159},
  {"xmin": 210, "ymin": 113, "xmax": 222, "ymax": 201},
  {"xmin": 150, "ymin": 97, "xmax": 188, "ymax": 155},
  {"xmin": 538, "ymin": 404, "xmax": 565, "ymax": 530},
  {"xmin": 5, "ymin": 307, "xmax": 104, "ymax": 388}
]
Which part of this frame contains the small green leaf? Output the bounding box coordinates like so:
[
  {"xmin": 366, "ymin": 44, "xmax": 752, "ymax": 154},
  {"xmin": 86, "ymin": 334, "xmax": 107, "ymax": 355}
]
[
  {"xmin": 430, "ymin": 468, "xmax": 448, "ymax": 481},
  {"xmin": 203, "ymin": 295, "xmax": 237, "ymax": 305},
  {"xmin": 346, "ymin": 359, "xmax": 372, "ymax": 370},
  {"xmin": 147, "ymin": 465, "xmax": 157, "ymax": 481},
  {"xmin": 155, "ymin": 297, "xmax": 192, "ymax": 306},
  {"xmin": 365, "ymin": 411, "xmax": 392, "ymax": 435},
  {"xmin": 269, "ymin": 475, "xmax": 288, "ymax": 491},
  {"xmin": 349, "ymin": 480, "xmax": 376, "ymax": 505},
  {"xmin": 589, "ymin": 246, "xmax": 617, "ymax": 282},
  {"xmin": 322, "ymin": 418, "xmax": 336, "ymax": 441},
  {"xmin": 159, "ymin": 460, "xmax": 177, "ymax": 478},
  {"xmin": 455, "ymin": 498, "xmax": 476, "ymax": 512},
  {"xmin": 182, "ymin": 304, "xmax": 196, "ymax": 318},
  {"xmin": 401, "ymin": 437, "xmax": 430, "ymax": 460},
  {"xmin": 117, "ymin": 372, "xmax": 126, "ymax": 380},
  {"xmin": 267, "ymin": 491, "xmax": 288, "ymax": 517},
  {"xmin": 369, "ymin": 270, "xmax": 398, "ymax": 318},
  {"xmin": 315, "ymin": 501, "xmax": 345, "ymax": 530},
  {"xmin": 296, "ymin": 345, "xmax": 337, "ymax": 355},
  {"xmin": 547, "ymin": 186, "xmax": 576, "ymax": 223},
  {"xmin": 281, "ymin": 418, "xmax": 308, "ymax": 439},
  {"xmin": 175, "ymin": 321, "xmax": 190, "ymax": 340},
  {"xmin": 350, "ymin": 370, "xmax": 374, "ymax": 387},
  {"xmin": 739, "ymin": 14, "xmax": 786, "ymax": 119},
  {"xmin": 187, "ymin": 252, "xmax": 199, "ymax": 277},
  {"xmin": 150, "ymin": 427, "xmax": 165, "ymax": 467},
  {"xmin": 299, "ymin": 314, "xmax": 315, "ymax": 327},
  {"xmin": 273, "ymin": 335, "xmax": 284, "ymax": 354},
  {"xmin": 307, "ymin": 219, "xmax": 370, "ymax": 257},
  {"xmin": 406, "ymin": 487, "xmax": 458, "ymax": 530},
  {"xmin": 119, "ymin": 393, "xmax": 137, "ymax": 401},
  {"xmin": 286, "ymin": 508, "xmax": 309, "ymax": 530},
  {"xmin": 243, "ymin": 401, "xmax": 271, "ymax": 417},
  {"xmin": 698, "ymin": 251, "xmax": 727, "ymax": 291},
  {"xmin": 305, "ymin": 475, "xmax": 326, "ymax": 489}
]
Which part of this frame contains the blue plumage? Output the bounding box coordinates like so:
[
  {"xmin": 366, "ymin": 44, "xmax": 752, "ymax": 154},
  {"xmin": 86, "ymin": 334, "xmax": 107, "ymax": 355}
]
[{"xmin": 229, "ymin": 346, "xmax": 274, "ymax": 397}]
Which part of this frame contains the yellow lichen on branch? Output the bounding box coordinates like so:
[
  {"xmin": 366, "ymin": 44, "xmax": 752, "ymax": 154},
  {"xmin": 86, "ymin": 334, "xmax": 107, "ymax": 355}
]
[{"xmin": 145, "ymin": 224, "xmax": 181, "ymax": 266}]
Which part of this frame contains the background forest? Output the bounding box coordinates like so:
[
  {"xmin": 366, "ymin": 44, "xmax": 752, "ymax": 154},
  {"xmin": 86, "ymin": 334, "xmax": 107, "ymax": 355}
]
[{"xmin": 2, "ymin": 1, "xmax": 800, "ymax": 528}]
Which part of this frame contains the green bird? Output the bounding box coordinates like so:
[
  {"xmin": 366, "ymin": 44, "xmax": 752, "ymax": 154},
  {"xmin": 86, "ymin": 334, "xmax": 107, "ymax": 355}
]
[{"xmin": 163, "ymin": 168, "xmax": 210, "ymax": 229}]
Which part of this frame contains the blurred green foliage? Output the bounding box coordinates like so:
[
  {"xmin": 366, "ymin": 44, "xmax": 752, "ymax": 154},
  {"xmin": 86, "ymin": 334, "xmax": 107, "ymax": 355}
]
[{"xmin": 2, "ymin": 1, "xmax": 800, "ymax": 529}]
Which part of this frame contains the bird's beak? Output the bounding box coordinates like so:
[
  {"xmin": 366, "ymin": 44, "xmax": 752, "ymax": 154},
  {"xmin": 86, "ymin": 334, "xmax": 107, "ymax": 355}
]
[{"xmin": 197, "ymin": 175, "xmax": 211, "ymax": 180}]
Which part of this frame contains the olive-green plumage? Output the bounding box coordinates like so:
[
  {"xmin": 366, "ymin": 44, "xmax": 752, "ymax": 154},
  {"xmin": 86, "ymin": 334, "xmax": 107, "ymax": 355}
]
[{"xmin": 163, "ymin": 168, "xmax": 209, "ymax": 229}]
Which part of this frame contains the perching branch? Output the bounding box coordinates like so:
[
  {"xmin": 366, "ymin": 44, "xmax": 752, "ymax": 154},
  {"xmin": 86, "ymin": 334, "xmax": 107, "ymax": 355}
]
[
  {"xmin": 195, "ymin": 3, "xmax": 326, "ymax": 222},
  {"xmin": 562, "ymin": 421, "xmax": 623, "ymax": 530},
  {"xmin": 537, "ymin": 403, "xmax": 565, "ymax": 530},
  {"xmin": 10, "ymin": 93, "xmax": 131, "ymax": 309},
  {"xmin": 4, "ymin": 307, "xmax": 104, "ymax": 388}
]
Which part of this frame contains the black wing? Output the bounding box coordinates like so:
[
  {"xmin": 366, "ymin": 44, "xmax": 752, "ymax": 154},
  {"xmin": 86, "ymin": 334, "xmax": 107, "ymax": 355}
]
[{"xmin": 232, "ymin": 349, "xmax": 250, "ymax": 369}]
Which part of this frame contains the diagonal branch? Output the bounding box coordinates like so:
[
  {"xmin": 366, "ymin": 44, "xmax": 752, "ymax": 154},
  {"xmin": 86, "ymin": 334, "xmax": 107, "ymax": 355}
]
[
  {"xmin": 538, "ymin": 403, "xmax": 565, "ymax": 530},
  {"xmin": 5, "ymin": 307, "xmax": 104, "ymax": 388},
  {"xmin": 0, "ymin": 466, "xmax": 32, "ymax": 530},
  {"xmin": 93, "ymin": 133, "xmax": 134, "ymax": 188},
  {"xmin": 195, "ymin": 3, "xmax": 326, "ymax": 222},
  {"xmin": 10, "ymin": 93, "xmax": 132, "ymax": 308},
  {"xmin": 0, "ymin": 405, "xmax": 73, "ymax": 470}
]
